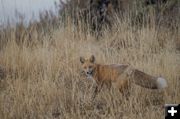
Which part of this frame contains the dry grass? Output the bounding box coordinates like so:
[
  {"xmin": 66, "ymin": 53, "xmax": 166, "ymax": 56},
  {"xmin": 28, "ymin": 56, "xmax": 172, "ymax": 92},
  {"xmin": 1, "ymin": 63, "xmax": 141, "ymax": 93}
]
[{"xmin": 0, "ymin": 15, "xmax": 179, "ymax": 119}]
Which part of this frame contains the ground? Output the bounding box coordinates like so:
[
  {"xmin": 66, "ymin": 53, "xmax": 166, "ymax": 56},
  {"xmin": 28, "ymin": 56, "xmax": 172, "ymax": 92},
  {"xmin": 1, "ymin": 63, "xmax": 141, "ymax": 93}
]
[{"xmin": 0, "ymin": 16, "xmax": 179, "ymax": 119}]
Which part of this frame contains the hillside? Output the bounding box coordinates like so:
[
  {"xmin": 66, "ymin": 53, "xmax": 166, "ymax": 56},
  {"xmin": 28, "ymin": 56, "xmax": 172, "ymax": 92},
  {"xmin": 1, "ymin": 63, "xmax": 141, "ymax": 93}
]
[{"xmin": 0, "ymin": 0, "xmax": 179, "ymax": 119}]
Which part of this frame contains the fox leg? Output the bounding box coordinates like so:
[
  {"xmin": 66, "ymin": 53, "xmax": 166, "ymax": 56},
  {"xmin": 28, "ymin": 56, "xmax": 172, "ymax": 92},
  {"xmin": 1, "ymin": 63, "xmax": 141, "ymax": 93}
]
[
  {"xmin": 91, "ymin": 82, "xmax": 104, "ymax": 101},
  {"xmin": 113, "ymin": 79, "xmax": 131, "ymax": 97}
]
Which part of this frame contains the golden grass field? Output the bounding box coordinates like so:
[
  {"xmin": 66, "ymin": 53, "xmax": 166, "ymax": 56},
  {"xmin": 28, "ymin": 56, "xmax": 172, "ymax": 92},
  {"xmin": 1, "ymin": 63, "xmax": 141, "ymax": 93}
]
[{"xmin": 0, "ymin": 15, "xmax": 179, "ymax": 119}]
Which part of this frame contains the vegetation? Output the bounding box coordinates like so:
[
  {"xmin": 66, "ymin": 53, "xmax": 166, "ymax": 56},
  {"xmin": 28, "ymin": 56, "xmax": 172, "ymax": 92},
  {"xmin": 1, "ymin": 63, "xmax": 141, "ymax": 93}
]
[{"xmin": 0, "ymin": 0, "xmax": 179, "ymax": 119}]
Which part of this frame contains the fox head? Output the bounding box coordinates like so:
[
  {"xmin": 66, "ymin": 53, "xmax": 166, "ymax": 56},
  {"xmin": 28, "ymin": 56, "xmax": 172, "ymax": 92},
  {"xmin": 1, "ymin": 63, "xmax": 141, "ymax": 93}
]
[{"xmin": 80, "ymin": 55, "xmax": 96, "ymax": 79}]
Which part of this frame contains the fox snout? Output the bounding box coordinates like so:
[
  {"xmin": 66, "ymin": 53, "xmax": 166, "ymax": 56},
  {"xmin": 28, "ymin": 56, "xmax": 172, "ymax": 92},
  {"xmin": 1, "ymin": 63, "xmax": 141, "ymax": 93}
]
[{"xmin": 84, "ymin": 68, "xmax": 93, "ymax": 75}]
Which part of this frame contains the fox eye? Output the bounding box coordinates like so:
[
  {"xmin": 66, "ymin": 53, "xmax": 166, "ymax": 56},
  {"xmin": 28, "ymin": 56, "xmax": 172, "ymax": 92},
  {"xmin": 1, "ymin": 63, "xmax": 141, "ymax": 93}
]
[{"xmin": 84, "ymin": 66, "xmax": 87, "ymax": 69}]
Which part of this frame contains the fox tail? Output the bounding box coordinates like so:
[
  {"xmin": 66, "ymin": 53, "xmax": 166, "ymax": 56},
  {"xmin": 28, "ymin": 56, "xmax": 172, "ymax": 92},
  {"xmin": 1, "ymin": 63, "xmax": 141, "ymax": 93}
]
[{"xmin": 131, "ymin": 69, "xmax": 167, "ymax": 89}]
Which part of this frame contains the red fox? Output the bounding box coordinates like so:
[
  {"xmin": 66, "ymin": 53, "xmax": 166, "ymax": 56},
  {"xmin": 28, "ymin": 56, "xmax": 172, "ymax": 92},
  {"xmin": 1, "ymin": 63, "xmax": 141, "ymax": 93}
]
[{"xmin": 80, "ymin": 55, "xmax": 167, "ymax": 95}]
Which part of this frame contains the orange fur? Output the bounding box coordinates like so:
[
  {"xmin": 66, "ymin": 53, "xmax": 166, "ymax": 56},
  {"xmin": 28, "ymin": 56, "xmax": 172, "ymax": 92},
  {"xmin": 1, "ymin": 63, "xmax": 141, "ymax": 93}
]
[{"xmin": 80, "ymin": 55, "xmax": 167, "ymax": 95}]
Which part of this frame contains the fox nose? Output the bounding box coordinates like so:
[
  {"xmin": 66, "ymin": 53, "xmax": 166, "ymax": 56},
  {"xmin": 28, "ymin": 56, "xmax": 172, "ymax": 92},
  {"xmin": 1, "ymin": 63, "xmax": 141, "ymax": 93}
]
[
  {"xmin": 87, "ymin": 72, "xmax": 91, "ymax": 74},
  {"xmin": 86, "ymin": 71, "xmax": 93, "ymax": 75}
]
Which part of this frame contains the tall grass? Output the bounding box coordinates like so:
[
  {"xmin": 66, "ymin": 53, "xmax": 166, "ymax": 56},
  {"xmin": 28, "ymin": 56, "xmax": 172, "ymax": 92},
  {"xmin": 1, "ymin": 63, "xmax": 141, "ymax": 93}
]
[{"xmin": 0, "ymin": 5, "xmax": 180, "ymax": 119}]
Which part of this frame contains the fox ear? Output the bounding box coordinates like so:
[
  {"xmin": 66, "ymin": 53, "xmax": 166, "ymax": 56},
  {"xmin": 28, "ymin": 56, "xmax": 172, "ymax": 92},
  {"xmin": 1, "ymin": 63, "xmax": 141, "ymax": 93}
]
[
  {"xmin": 80, "ymin": 57, "xmax": 85, "ymax": 64},
  {"xmin": 89, "ymin": 55, "xmax": 95, "ymax": 63}
]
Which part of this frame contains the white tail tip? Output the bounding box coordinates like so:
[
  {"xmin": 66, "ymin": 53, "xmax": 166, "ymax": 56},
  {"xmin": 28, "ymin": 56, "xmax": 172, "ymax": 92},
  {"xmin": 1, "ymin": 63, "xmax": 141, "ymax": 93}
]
[{"xmin": 157, "ymin": 77, "xmax": 167, "ymax": 89}]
